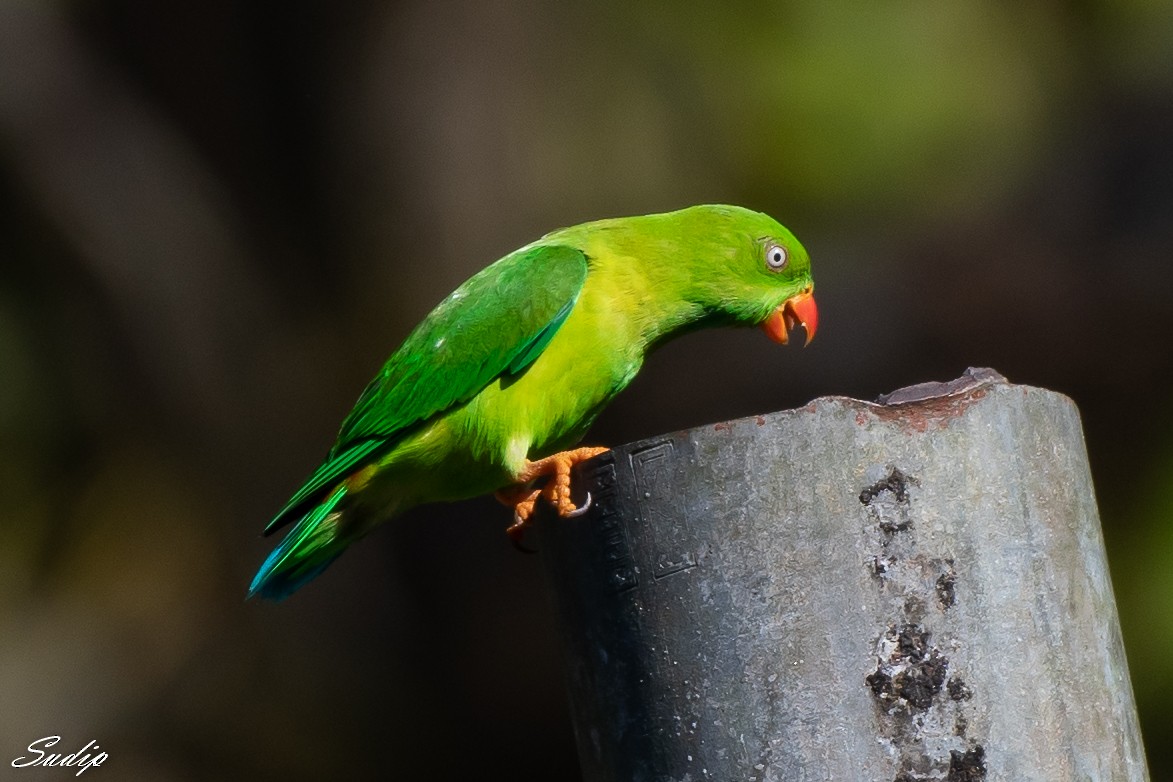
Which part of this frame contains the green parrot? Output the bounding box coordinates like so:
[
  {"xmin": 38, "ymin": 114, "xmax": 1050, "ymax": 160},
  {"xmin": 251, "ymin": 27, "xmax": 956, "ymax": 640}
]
[{"xmin": 250, "ymin": 204, "xmax": 817, "ymax": 600}]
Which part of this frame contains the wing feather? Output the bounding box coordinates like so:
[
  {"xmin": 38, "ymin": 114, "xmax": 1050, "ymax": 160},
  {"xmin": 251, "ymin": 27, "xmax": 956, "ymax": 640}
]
[{"xmin": 264, "ymin": 243, "xmax": 588, "ymax": 534}]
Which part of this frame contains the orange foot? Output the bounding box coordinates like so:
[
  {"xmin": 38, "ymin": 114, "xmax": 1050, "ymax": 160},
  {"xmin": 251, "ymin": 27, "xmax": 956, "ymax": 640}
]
[{"xmin": 494, "ymin": 446, "xmax": 610, "ymax": 550}]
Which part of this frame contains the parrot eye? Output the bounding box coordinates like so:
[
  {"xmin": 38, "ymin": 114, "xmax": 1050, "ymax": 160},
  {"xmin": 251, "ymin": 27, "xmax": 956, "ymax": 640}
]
[{"xmin": 765, "ymin": 244, "xmax": 788, "ymax": 271}]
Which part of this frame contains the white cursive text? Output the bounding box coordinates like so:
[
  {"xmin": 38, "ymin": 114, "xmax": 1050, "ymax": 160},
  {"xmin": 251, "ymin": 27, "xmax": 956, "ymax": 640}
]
[{"xmin": 11, "ymin": 736, "xmax": 107, "ymax": 776}]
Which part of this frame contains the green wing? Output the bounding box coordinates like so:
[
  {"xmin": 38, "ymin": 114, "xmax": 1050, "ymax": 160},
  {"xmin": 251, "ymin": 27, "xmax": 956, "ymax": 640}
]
[{"xmin": 264, "ymin": 243, "xmax": 588, "ymax": 535}]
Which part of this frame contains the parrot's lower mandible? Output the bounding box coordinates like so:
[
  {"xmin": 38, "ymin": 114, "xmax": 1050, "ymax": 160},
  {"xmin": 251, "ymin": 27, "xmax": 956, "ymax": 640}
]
[{"xmin": 250, "ymin": 204, "xmax": 817, "ymax": 600}]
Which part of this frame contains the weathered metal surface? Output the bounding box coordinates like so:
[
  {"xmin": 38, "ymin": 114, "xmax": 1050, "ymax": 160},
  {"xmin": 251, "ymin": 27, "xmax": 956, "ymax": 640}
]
[{"xmin": 537, "ymin": 369, "xmax": 1148, "ymax": 782}]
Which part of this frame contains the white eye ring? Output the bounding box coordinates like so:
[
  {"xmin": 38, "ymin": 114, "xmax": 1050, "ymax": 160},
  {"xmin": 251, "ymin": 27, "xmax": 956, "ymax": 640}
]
[{"xmin": 765, "ymin": 244, "xmax": 788, "ymax": 271}]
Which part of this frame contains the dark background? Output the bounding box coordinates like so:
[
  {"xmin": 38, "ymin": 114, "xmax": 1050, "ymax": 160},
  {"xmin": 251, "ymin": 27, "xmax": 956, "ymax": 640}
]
[{"xmin": 2, "ymin": 2, "xmax": 1171, "ymax": 779}]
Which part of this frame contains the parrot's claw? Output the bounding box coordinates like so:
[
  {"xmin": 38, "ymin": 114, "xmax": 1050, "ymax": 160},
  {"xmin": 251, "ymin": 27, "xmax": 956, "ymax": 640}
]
[
  {"xmin": 498, "ymin": 446, "xmax": 608, "ymax": 548},
  {"xmin": 563, "ymin": 491, "xmax": 592, "ymax": 518},
  {"xmin": 506, "ymin": 514, "xmax": 539, "ymax": 553}
]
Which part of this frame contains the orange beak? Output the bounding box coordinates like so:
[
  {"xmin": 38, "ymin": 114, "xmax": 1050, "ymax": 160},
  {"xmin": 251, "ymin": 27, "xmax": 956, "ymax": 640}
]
[{"xmin": 761, "ymin": 288, "xmax": 817, "ymax": 346}]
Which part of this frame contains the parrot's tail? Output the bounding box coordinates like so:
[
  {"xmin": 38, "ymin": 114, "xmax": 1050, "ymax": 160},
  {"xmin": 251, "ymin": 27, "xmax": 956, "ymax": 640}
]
[{"xmin": 248, "ymin": 484, "xmax": 354, "ymax": 601}]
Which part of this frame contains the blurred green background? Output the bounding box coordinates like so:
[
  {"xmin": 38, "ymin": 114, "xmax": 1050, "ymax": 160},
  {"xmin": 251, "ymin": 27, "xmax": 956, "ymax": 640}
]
[{"xmin": 1, "ymin": 1, "xmax": 1171, "ymax": 779}]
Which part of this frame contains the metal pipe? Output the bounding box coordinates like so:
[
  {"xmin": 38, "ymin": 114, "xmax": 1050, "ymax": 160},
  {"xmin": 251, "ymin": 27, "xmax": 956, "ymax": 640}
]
[{"xmin": 537, "ymin": 368, "xmax": 1148, "ymax": 781}]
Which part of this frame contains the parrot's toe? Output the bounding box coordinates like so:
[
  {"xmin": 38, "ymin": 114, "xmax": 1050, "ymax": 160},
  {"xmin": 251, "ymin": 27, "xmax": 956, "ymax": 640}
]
[{"xmin": 504, "ymin": 487, "xmax": 541, "ymax": 552}]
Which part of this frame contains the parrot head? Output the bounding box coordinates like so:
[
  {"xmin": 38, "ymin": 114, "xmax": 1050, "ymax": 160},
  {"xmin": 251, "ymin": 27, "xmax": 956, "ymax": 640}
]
[{"xmin": 662, "ymin": 205, "xmax": 817, "ymax": 347}]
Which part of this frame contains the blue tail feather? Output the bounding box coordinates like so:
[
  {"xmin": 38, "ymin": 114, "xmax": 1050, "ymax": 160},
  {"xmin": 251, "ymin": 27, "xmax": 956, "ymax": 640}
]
[{"xmin": 249, "ymin": 485, "xmax": 352, "ymax": 601}]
